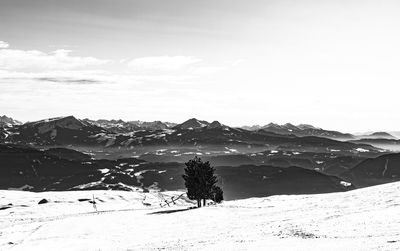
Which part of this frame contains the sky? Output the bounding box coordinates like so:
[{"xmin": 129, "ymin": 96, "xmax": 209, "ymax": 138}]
[{"xmin": 0, "ymin": 0, "xmax": 399, "ymax": 132}]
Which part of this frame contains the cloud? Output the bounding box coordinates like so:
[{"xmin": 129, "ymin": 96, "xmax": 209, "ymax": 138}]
[
  {"xmin": 128, "ymin": 56, "xmax": 201, "ymax": 71},
  {"xmin": 189, "ymin": 66, "xmax": 227, "ymax": 75},
  {"xmin": 0, "ymin": 42, "xmax": 235, "ymax": 88},
  {"xmin": 0, "ymin": 47, "xmax": 109, "ymax": 71},
  {"xmin": 0, "ymin": 42, "xmax": 112, "ymax": 85},
  {"xmin": 0, "ymin": 41, "xmax": 9, "ymax": 49},
  {"xmin": 0, "ymin": 69, "xmax": 112, "ymax": 85},
  {"xmin": 34, "ymin": 77, "xmax": 101, "ymax": 85}
]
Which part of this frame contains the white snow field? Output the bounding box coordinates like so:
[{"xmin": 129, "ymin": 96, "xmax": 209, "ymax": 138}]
[{"xmin": 1, "ymin": 182, "xmax": 399, "ymax": 251}]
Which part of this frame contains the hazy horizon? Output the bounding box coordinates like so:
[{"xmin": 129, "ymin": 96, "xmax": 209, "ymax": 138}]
[{"xmin": 1, "ymin": 0, "xmax": 400, "ymax": 132}]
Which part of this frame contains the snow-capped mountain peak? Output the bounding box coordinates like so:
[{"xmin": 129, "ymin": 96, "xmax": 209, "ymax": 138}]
[
  {"xmin": 174, "ymin": 118, "xmax": 210, "ymax": 130},
  {"xmin": 0, "ymin": 115, "xmax": 22, "ymax": 127},
  {"xmin": 23, "ymin": 116, "xmax": 88, "ymax": 134}
]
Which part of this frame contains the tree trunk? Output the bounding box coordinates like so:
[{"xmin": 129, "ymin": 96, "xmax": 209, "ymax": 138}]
[
  {"xmin": 197, "ymin": 199, "xmax": 201, "ymax": 207},
  {"xmin": 203, "ymin": 199, "xmax": 206, "ymax": 206}
]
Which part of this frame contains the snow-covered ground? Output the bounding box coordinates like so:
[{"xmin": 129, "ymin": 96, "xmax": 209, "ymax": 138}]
[{"xmin": 1, "ymin": 182, "xmax": 399, "ymax": 251}]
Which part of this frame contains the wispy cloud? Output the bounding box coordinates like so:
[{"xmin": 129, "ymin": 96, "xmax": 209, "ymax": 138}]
[
  {"xmin": 0, "ymin": 42, "xmax": 111, "ymax": 85},
  {"xmin": 0, "ymin": 69, "xmax": 112, "ymax": 85},
  {"xmin": 34, "ymin": 77, "xmax": 101, "ymax": 85},
  {"xmin": 128, "ymin": 56, "xmax": 201, "ymax": 71},
  {"xmin": 0, "ymin": 47, "xmax": 109, "ymax": 71},
  {"xmin": 0, "ymin": 42, "xmax": 236, "ymax": 87},
  {"xmin": 2, "ymin": 76, "xmax": 101, "ymax": 85}
]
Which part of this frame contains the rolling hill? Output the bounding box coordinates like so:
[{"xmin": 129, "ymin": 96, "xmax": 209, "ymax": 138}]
[
  {"xmin": 0, "ymin": 144, "xmax": 353, "ymax": 199},
  {"xmin": 341, "ymin": 153, "xmax": 400, "ymax": 187}
]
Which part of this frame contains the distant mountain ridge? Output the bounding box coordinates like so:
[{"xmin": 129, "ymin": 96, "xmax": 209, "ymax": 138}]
[
  {"xmin": 242, "ymin": 122, "xmax": 354, "ymax": 139},
  {"xmin": 83, "ymin": 118, "xmax": 176, "ymax": 133},
  {"xmin": 10, "ymin": 116, "xmax": 107, "ymax": 145},
  {"xmin": 1, "ymin": 116, "xmax": 397, "ymax": 152},
  {"xmin": 356, "ymin": 132, "xmax": 397, "ymax": 140},
  {"xmin": 2, "ymin": 115, "xmax": 397, "ymax": 141}
]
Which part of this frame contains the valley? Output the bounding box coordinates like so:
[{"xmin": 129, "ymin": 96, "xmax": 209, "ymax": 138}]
[{"xmin": 1, "ymin": 115, "xmax": 399, "ymax": 200}]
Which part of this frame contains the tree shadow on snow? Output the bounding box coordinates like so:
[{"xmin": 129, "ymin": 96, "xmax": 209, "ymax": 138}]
[{"xmin": 148, "ymin": 207, "xmax": 198, "ymax": 215}]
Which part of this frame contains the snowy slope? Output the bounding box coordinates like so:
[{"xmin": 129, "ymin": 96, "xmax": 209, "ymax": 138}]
[{"xmin": 1, "ymin": 182, "xmax": 399, "ymax": 250}]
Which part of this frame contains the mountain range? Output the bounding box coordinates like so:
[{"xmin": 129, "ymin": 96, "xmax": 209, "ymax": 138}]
[
  {"xmin": 1, "ymin": 116, "xmax": 381, "ymax": 154},
  {"xmin": 3, "ymin": 115, "xmax": 397, "ymax": 141},
  {"xmin": 0, "ymin": 114, "xmax": 399, "ymax": 199}
]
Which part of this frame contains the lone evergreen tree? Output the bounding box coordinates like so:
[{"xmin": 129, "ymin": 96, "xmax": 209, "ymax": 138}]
[{"xmin": 182, "ymin": 156, "xmax": 223, "ymax": 207}]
